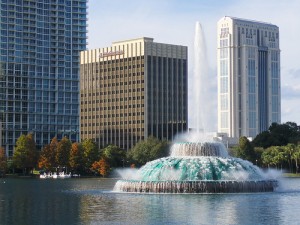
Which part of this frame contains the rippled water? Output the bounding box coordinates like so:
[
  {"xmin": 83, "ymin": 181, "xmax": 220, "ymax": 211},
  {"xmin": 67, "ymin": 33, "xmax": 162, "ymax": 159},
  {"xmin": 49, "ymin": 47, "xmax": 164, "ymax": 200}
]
[{"xmin": 0, "ymin": 177, "xmax": 300, "ymax": 225}]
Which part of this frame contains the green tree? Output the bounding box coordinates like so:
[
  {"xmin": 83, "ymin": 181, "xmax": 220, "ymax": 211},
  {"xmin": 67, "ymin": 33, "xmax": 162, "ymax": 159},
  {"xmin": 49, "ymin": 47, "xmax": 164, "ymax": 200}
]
[
  {"xmin": 69, "ymin": 142, "xmax": 84, "ymax": 173},
  {"xmin": 0, "ymin": 147, "xmax": 7, "ymax": 177},
  {"xmin": 236, "ymin": 136, "xmax": 256, "ymax": 163},
  {"xmin": 261, "ymin": 146, "xmax": 282, "ymax": 168},
  {"xmin": 127, "ymin": 136, "xmax": 169, "ymax": 166},
  {"xmin": 82, "ymin": 139, "xmax": 99, "ymax": 172},
  {"xmin": 284, "ymin": 143, "xmax": 296, "ymax": 173},
  {"xmin": 12, "ymin": 133, "xmax": 38, "ymax": 174},
  {"xmin": 253, "ymin": 122, "xmax": 300, "ymax": 148},
  {"xmin": 102, "ymin": 145, "xmax": 126, "ymax": 168},
  {"xmin": 56, "ymin": 136, "xmax": 72, "ymax": 168},
  {"xmin": 292, "ymin": 145, "xmax": 300, "ymax": 173}
]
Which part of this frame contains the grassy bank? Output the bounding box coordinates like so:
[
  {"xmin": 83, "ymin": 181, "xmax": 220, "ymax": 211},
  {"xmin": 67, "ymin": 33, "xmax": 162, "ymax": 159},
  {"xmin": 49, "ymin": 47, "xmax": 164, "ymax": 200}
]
[{"xmin": 282, "ymin": 173, "xmax": 300, "ymax": 178}]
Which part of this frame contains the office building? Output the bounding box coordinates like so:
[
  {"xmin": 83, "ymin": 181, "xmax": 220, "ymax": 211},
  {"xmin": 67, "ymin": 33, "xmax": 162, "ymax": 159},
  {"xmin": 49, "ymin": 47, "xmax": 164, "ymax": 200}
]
[
  {"xmin": 0, "ymin": 0, "xmax": 87, "ymax": 156},
  {"xmin": 80, "ymin": 37, "xmax": 188, "ymax": 150},
  {"xmin": 217, "ymin": 17, "xmax": 280, "ymax": 139}
]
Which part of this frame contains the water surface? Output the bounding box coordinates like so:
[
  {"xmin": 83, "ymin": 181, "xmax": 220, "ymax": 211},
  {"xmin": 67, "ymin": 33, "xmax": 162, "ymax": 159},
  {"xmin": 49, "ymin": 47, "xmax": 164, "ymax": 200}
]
[{"xmin": 0, "ymin": 177, "xmax": 299, "ymax": 225}]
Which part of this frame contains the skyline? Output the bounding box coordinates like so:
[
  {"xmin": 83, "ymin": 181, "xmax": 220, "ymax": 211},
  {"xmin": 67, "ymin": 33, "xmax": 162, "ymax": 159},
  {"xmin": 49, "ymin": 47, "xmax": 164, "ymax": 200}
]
[{"xmin": 88, "ymin": 0, "xmax": 300, "ymax": 129}]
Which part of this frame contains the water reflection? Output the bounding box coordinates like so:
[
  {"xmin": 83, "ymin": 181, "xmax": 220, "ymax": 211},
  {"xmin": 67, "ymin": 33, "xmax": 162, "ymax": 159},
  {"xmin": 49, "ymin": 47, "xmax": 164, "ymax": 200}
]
[{"xmin": 0, "ymin": 178, "xmax": 299, "ymax": 225}]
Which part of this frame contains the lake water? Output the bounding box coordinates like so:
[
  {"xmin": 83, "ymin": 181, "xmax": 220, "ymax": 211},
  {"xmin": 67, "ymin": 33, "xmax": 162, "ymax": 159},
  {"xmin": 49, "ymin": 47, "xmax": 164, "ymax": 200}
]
[{"xmin": 0, "ymin": 177, "xmax": 300, "ymax": 225}]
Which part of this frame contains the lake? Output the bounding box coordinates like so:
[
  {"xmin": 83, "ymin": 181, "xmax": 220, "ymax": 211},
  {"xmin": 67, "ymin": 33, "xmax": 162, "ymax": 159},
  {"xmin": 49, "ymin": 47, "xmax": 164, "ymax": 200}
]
[{"xmin": 0, "ymin": 177, "xmax": 299, "ymax": 225}]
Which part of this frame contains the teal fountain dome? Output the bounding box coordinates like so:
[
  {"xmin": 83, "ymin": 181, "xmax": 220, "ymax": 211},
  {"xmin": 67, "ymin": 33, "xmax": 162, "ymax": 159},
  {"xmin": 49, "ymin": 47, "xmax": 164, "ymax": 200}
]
[{"xmin": 113, "ymin": 135, "xmax": 277, "ymax": 193}]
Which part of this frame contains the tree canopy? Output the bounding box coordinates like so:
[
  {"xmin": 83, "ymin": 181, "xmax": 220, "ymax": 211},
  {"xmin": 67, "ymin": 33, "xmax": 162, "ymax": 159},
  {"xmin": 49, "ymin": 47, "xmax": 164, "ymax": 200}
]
[
  {"xmin": 12, "ymin": 133, "xmax": 38, "ymax": 174},
  {"xmin": 102, "ymin": 145, "xmax": 125, "ymax": 168},
  {"xmin": 56, "ymin": 136, "xmax": 72, "ymax": 167},
  {"xmin": 253, "ymin": 122, "xmax": 300, "ymax": 148},
  {"xmin": 82, "ymin": 139, "xmax": 99, "ymax": 171},
  {"xmin": 127, "ymin": 136, "xmax": 169, "ymax": 166},
  {"xmin": 69, "ymin": 142, "xmax": 84, "ymax": 173},
  {"xmin": 0, "ymin": 147, "xmax": 7, "ymax": 176}
]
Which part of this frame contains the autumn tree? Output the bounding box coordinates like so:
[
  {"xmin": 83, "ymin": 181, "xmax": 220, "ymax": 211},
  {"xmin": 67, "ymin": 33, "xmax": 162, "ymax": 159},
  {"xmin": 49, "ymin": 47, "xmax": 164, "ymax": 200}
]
[
  {"xmin": 82, "ymin": 139, "xmax": 99, "ymax": 172},
  {"xmin": 0, "ymin": 147, "xmax": 7, "ymax": 177},
  {"xmin": 56, "ymin": 136, "xmax": 72, "ymax": 169},
  {"xmin": 49, "ymin": 137, "xmax": 59, "ymax": 166},
  {"xmin": 69, "ymin": 142, "xmax": 84, "ymax": 173},
  {"xmin": 12, "ymin": 133, "xmax": 38, "ymax": 174},
  {"xmin": 91, "ymin": 158, "xmax": 110, "ymax": 177},
  {"xmin": 38, "ymin": 144, "xmax": 51, "ymax": 171},
  {"xmin": 38, "ymin": 142, "xmax": 57, "ymax": 171}
]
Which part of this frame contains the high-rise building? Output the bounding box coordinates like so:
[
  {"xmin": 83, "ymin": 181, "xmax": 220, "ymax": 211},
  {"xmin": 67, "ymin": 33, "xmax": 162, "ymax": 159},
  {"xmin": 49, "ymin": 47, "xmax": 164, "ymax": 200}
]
[
  {"xmin": 217, "ymin": 17, "xmax": 280, "ymax": 139},
  {"xmin": 0, "ymin": 0, "xmax": 87, "ymax": 156},
  {"xmin": 80, "ymin": 37, "xmax": 188, "ymax": 150}
]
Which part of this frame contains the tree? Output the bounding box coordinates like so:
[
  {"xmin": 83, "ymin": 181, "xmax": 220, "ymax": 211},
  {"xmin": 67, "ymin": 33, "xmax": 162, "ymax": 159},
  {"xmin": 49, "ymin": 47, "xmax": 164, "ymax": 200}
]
[
  {"xmin": 127, "ymin": 136, "xmax": 169, "ymax": 166},
  {"xmin": 82, "ymin": 139, "xmax": 99, "ymax": 172},
  {"xmin": 284, "ymin": 143, "xmax": 296, "ymax": 173},
  {"xmin": 102, "ymin": 145, "xmax": 126, "ymax": 168},
  {"xmin": 236, "ymin": 136, "xmax": 256, "ymax": 163},
  {"xmin": 12, "ymin": 133, "xmax": 38, "ymax": 174},
  {"xmin": 38, "ymin": 144, "xmax": 56, "ymax": 171},
  {"xmin": 0, "ymin": 147, "xmax": 7, "ymax": 177},
  {"xmin": 38, "ymin": 137, "xmax": 58, "ymax": 171},
  {"xmin": 69, "ymin": 142, "xmax": 84, "ymax": 173},
  {"xmin": 292, "ymin": 145, "xmax": 300, "ymax": 173},
  {"xmin": 253, "ymin": 122, "xmax": 300, "ymax": 148},
  {"xmin": 91, "ymin": 158, "xmax": 110, "ymax": 177},
  {"xmin": 56, "ymin": 136, "xmax": 72, "ymax": 169},
  {"xmin": 49, "ymin": 137, "xmax": 59, "ymax": 167}
]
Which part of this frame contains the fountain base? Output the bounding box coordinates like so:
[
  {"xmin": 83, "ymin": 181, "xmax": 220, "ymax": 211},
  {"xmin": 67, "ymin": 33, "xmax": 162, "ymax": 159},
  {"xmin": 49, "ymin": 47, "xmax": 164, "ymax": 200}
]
[{"xmin": 114, "ymin": 180, "xmax": 278, "ymax": 193}]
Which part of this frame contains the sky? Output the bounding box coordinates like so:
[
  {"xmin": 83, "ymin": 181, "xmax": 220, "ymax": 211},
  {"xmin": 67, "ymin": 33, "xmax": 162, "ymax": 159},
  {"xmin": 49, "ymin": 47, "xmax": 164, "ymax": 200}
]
[{"xmin": 87, "ymin": 0, "xmax": 300, "ymax": 130}]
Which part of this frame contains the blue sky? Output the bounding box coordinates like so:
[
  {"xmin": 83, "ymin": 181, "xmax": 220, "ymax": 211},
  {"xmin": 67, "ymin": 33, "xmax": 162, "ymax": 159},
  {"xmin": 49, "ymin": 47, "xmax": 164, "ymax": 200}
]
[{"xmin": 87, "ymin": 0, "xmax": 300, "ymax": 129}]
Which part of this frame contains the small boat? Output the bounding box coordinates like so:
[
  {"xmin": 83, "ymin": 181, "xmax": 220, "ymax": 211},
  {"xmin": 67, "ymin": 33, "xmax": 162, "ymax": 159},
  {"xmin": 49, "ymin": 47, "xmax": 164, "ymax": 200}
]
[
  {"xmin": 58, "ymin": 171, "xmax": 71, "ymax": 178},
  {"xmin": 40, "ymin": 172, "xmax": 53, "ymax": 179}
]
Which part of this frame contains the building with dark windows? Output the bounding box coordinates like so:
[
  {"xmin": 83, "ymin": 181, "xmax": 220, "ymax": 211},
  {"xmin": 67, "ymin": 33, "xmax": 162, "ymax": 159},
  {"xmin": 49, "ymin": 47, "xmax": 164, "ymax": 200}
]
[
  {"xmin": 217, "ymin": 17, "xmax": 280, "ymax": 139},
  {"xmin": 0, "ymin": 0, "xmax": 87, "ymax": 156},
  {"xmin": 80, "ymin": 37, "xmax": 188, "ymax": 150}
]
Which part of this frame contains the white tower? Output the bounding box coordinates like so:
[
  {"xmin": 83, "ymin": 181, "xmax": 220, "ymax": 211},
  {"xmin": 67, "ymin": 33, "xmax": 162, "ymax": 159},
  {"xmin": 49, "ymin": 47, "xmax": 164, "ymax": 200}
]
[{"xmin": 217, "ymin": 17, "xmax": 281, "ymax": 139}]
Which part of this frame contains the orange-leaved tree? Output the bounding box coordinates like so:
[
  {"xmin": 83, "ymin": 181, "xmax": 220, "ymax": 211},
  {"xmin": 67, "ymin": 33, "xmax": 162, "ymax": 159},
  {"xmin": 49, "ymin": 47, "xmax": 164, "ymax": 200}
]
[{"xmin": 91, "ymin": 158, "xmax": 110, "ymax": 177}]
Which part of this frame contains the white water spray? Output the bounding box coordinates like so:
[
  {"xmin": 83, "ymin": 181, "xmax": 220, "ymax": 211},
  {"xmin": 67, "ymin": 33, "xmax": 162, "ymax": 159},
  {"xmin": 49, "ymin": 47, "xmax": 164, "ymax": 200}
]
[{"xmin": 193, "ymin": 21, "xmax": 210, "ymax": 132}]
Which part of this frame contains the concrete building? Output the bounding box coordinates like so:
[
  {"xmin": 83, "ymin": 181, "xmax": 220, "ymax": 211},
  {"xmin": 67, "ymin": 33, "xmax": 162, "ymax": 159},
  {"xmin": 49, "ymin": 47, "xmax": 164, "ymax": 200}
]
[
  {"xmin": 80, "ymin": 37, "xmax": 188, "ymax": 150},
  {"xmin": 217, "ymin": 17, "xmax": 281, "ymax": 139},
  {"xmin": 0, "ymin": 0, "xmax": 87, "ymax": 156}
]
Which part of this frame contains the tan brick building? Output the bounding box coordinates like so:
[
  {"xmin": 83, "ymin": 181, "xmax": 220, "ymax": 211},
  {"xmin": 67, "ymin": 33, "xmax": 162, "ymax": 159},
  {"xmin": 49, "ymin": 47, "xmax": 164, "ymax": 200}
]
[{"xmin": 80, "ymin": 37, "xmax": 187, "ymax": 150}]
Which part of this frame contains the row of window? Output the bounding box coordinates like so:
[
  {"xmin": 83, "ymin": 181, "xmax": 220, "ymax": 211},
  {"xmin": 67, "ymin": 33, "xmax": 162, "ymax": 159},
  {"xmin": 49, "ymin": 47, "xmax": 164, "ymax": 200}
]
[
  {"xmin": 82, "ymin": 111, "xmax": 144, "ymax": 120},
  {"xmin": 81, "ymin": 104, "xmax": 145, "ymax": 113},
  {"xmin": 82, "ymin": 96, "xmax": 144, "ymax": 104},
  {"xmin": 82, "ymin": 121, "xmax": 144, "ymax": 127},
  {"xmin": 81, "ymin": 128, "xmax": 144, "ymax": 135}
]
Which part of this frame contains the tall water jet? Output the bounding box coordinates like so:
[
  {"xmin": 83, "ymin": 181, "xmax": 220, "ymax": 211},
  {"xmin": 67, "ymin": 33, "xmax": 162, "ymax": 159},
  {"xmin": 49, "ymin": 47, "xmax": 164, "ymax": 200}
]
[{"xmin": 193, "ymin": 22, "xmax": 210, "ymax": 132}]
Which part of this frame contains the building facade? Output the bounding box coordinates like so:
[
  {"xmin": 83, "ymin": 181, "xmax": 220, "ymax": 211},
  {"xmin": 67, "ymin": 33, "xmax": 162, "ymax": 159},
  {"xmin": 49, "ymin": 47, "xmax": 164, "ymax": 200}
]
[
  {"xmin": 217, "ymin": 17, "xmax": 280, "ymax": 139},
  {"xmin": 80, "ymin": 37, "xmax": 188, "ymax": 150},
  {"xmin": 0, "ymin": 0, "xmax": 87, "ymax": 156}
]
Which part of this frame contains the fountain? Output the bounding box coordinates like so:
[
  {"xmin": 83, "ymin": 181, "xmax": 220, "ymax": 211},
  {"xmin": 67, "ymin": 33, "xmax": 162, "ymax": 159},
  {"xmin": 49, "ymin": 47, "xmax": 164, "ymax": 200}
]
[
  {"xmin": 113, "ymin": 22, "xmax": 277, "ymax": 193},
  {"xmin": 114, "ymin": 135, "xmax": 277, "ymax": 193}
]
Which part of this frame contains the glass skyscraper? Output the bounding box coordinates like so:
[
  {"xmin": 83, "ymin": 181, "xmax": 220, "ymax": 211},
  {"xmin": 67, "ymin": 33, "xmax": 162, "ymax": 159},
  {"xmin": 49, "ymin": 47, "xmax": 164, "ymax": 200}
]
[
  {"xmin": 0, "ymin": 0, "xmax": 87, "ymax": 156},
  {"xmin": 217, "ymin": 17, "xmax": 280, "ymax": 139}
]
